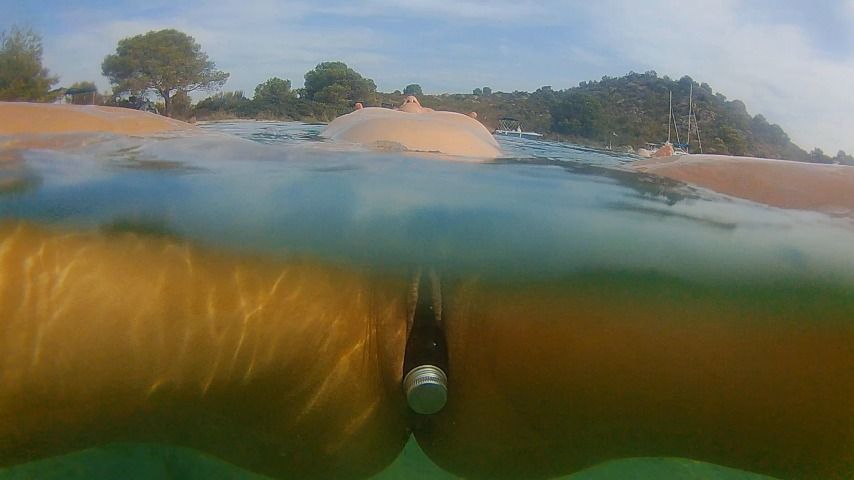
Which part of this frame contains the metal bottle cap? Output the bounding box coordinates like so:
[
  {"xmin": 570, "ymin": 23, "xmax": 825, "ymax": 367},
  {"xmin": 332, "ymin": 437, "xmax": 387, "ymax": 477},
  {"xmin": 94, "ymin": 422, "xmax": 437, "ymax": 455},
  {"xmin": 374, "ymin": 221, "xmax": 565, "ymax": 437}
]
[{"xmin": 403, "ymin": 365, "xmax": 448, "ymax": 415}]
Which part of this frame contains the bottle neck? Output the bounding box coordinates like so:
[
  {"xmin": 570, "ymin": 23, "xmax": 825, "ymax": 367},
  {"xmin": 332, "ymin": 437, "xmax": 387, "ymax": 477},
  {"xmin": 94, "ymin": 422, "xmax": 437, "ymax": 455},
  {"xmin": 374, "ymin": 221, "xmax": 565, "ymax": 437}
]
[{"xmin": 402, "ymin": 272, "xmax": 448, "ymax": 415}]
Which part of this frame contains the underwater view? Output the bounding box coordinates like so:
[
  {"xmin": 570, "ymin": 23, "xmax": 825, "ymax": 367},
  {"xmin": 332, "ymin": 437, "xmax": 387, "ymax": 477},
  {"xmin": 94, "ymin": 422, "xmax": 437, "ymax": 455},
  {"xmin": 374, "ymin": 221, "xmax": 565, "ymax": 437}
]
[{"xmin": 0, "ymin": 122, "xmax": 851, "ymax": 479}]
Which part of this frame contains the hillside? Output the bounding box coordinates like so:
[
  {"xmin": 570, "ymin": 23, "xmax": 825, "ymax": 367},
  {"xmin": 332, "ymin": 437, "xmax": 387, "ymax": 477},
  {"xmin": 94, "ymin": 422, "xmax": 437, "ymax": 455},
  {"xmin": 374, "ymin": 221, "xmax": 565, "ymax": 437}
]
[{"xmin": 383, "ymin": 72, "xmax": 851, "ymax": 164}]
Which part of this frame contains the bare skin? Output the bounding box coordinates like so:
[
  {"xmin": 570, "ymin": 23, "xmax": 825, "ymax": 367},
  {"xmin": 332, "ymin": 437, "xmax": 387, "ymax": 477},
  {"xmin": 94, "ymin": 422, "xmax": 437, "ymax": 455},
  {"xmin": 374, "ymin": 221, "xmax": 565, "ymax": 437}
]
[
  {"xmin": 396, "ymin": 95, "xmax": 433, "ymax": 113},
  {"xmin": 323, "ymin": 96, "xmax": 500, "ymax": 158},
  {"xmin": 418, "ymin": 277, "xmax": 854, "ymax": 480},
  {"xmin": 634, "ymin": 154, "xmax": 854, "ymax": 217},
  {"xmin": 0, "ymin": 223, "xmax": 410, "ymax": 479},
  {"xmin": 0, "ymin": 102, "xmax": 194, "ymax": 136}
]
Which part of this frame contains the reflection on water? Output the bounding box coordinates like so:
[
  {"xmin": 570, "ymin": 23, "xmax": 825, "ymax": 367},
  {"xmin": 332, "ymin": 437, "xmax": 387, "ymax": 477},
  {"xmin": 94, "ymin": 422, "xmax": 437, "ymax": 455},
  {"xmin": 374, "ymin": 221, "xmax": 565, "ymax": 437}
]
[
  {"xmin": 492, "ymin": 156, "xmax": 697, "ymax": 206},
  {"xmin": 100, "ymin": 216, "xmax": 183, "ymax": 238},
  {"xmin": 198, "ymin": 120, "xmax": 326, "ymax": 145},
  {"xmin": 105, "ymin": 144, "xmax": 206, "ymax": 173},
  {"xmin": 0, "ymin": 123, "xmax": 852, "ymax": 479}
]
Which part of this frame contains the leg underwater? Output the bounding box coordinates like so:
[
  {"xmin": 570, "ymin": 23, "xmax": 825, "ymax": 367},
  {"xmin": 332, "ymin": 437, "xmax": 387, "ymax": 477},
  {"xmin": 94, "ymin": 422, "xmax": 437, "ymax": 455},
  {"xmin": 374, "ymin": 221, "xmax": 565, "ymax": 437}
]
[{"xmin": 0, "ymin": 222, "xmax": 410, "ymax": 479}]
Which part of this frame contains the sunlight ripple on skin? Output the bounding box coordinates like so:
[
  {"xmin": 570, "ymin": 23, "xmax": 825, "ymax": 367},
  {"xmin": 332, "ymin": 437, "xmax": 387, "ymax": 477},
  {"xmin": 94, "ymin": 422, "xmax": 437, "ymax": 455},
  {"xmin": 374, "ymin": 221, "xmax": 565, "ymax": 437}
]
[{"xmin": 0, "ymin": 222, "xmax": 410, "ymax": 480}]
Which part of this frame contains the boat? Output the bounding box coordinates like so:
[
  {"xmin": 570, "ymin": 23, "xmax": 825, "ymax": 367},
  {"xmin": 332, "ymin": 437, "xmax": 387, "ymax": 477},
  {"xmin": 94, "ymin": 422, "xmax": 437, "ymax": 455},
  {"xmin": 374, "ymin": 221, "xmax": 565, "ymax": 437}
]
[
  {"xmin": 494, "ymin": 117, "xmax": 544, "ymax": 139},
  {"xmin": 638, "ymin": 88, "xmax": 702, "ymax": 158}
]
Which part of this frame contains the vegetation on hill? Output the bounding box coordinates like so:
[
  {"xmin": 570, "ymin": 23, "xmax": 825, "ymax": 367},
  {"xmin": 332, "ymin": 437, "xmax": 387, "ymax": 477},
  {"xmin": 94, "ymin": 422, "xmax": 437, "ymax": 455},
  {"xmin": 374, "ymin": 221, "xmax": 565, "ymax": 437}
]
[
  {"xmin": 195, "ymin": 62, "xmax": 377, "ymax": 122},
  {"xmin": 403, "ymin": 84, "xmax": 423, "ymax": 96},
  {"xmin": 546, "ymin": 72, "xmax": 811, "ymax": 160},
  {"xmin": 378, "ymin": 72, "xmax": 853, "ymax": 164}
]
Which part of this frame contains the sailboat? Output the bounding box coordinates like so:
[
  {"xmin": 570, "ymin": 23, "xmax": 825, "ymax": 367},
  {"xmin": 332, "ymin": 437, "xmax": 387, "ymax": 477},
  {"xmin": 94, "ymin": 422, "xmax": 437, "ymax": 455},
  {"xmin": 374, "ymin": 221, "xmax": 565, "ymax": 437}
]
[
  {"xmin": 638, "ymin": 87, "xmax": 702, "ymax": 157},
  {"xmin": 668, "ymin": 85, "xmax": 706, "ymax": 155},
  {"xmin": 685, "ymin": 84, "xmax": 703, "ymax": 154}
]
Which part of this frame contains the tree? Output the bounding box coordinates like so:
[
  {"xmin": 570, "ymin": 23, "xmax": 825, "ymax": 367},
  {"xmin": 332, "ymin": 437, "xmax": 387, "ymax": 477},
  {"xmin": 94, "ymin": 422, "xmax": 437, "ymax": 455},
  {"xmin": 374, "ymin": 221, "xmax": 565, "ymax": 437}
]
[
  {"xmin": 472, "ymin": 87, "xmax": 482, "ymax": 96},
  {"xmin": 809, "ymin": 147, "xmax": 831, "ymax": 164},
  {"xmin": 102, "ymin": 29, "xmax": 228, "ymax": 117},
  {"xmin": 550, "ymin": 93, "xmax": 605, "ymax": 138},
  {"xmin": 252, "ymin": 77, "xmax": 296, "ymax": 117},
  {"xmin": 482, "ymin": 86, "xmax": 492, "ymax": 96},
  {"xmin": 719, "ymin": 125, "xmax": 747, "ymax": 156},
  {"xmin": 751, "ymin": 114, "xmax": 789, "ymax": 146},
  {"xmin": 302, "ymin": 62, "xmax": 376, "ymax": 105},
  {"xmin": 532, "ymin": 86, "xmax": 556, "ymax": 104},
  {"xmin": 835, "ymin": 150, "xmax": 854, "ymax": 166},
  {"xmin": 254, "ymin": 77, "xmax": 292, "ymax": 104},
  {"xmin": 168, "ymin": 90, "xmax": 193, "ymax": 120},
  {"xmin": 194, "ymin": 90, "xmax": 253, "ymax": 118},
  {"xmin": 403, "ymin": 84, "xmax": 423, "ymax": 96},
  {"xmin": 0, "ymin": 26, "xmax": 58, "ymax": 101},
  {"xmin": 708, "ymin": 137, "xmax": 729, "ymax": 154}
]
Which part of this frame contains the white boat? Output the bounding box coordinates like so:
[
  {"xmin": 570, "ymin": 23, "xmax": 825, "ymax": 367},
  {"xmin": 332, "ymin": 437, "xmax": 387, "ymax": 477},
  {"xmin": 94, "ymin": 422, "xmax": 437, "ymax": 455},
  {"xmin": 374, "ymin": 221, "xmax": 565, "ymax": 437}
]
[{"xmin": 494, "ymin": 118, "xmax": 543, "ymax": 139}]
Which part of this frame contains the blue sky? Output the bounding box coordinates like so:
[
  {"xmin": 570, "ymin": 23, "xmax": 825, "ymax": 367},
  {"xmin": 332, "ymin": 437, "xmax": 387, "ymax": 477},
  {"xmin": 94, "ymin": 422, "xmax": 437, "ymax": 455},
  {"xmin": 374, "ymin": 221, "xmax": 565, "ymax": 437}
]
[{"xmin": 3, "ymin": 0, "xmax": 854, "ymax": 154}]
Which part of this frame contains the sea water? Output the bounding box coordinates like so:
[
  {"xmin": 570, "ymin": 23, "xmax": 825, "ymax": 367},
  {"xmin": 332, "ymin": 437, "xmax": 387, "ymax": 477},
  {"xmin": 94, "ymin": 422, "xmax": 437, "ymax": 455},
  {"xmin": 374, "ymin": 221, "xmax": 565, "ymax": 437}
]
[{"xmin": 0, "ymin": 121, "xmax": 851, "ymax": 479}]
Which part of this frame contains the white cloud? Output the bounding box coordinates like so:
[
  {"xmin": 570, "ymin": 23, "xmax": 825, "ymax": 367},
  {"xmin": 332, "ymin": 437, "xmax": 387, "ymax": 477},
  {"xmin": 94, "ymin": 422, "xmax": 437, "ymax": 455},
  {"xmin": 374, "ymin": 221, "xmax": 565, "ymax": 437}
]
[{"xmin": 316, "ymin": 0, "xmax": 554, "ymax": 23}]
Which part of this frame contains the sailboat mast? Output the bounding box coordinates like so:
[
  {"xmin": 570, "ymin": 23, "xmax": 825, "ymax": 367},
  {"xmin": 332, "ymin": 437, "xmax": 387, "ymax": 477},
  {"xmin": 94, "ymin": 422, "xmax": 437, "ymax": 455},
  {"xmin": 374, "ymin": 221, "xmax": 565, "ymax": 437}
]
[
  {"xmin": 687, "ymin": 84, "xmax": 693, "ymax": 152},
  {"xmin": 671, "ymin": 91, "xmax": 681, "ymax": 146},
  {"xmin": 668, "ymin": 90, "xmax": 672, "ymax": 143}
]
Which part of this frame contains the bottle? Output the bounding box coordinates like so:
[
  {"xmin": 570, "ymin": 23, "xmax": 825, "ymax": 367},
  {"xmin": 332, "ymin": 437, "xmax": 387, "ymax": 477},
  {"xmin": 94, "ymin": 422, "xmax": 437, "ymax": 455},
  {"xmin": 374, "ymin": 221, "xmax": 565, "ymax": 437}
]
[{"xmin": 402, "ymin": 274, "xmax": 449, "ymax": 415}]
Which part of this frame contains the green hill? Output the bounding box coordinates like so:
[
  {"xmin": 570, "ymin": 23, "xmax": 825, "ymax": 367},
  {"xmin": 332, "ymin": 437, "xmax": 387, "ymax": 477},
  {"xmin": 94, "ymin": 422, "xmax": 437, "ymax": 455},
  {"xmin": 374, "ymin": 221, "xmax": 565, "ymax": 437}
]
[{"xmin": 381, "ymin": 72, "xmax": 851, "ymax": 164}]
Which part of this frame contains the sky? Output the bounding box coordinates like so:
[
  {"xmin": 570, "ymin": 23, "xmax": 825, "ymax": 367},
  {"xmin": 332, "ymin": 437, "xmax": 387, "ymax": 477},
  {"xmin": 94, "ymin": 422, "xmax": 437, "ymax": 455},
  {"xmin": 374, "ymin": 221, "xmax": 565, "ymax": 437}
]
[{"xmin": 3, "ymin": 0, "xmax": 853, "ymax": 154}]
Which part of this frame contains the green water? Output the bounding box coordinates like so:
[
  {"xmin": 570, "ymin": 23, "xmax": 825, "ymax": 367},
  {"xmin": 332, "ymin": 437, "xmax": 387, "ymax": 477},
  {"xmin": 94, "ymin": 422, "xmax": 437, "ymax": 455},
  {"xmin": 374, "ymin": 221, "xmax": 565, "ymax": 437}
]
[
  {"xmin": 0, "ymin": 439, "xmax": 776, "ymax": 480},
  {"xmin": 0, "ymin": 122, "xmax": 851, "ymax": 479}
]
